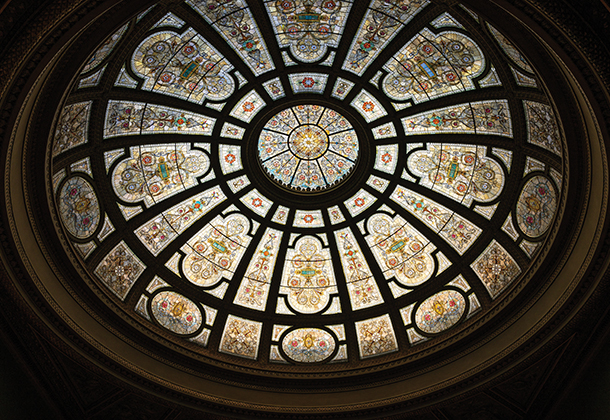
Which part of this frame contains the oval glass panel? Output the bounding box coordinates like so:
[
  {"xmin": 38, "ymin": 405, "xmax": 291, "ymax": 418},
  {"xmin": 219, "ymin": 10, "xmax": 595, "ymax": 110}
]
[
  {"xmin": 415, "ymin": 290, "xmax": 466, "ymax": 334},
  {"xmin": 281, "ymin": 328, "xmax": 336, "ymax": 363},
  {"xmin": 516, "ymin": 175, "xmax": 557, "ymax": 238},
  {"xmin": 151, "ymin": 291, "xmax": 203, "ymax": 335},
  {"xmin": 58, "ymin": 176, "xmax": 101, "ymax": 239}
]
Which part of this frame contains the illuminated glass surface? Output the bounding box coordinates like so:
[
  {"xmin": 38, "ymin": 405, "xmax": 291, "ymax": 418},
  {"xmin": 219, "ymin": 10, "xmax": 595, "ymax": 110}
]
[
  {"xmin": 258, "ymin": 105, "xmax": 358, "ymax": 191},
  {"xmin": 51, "ymin": 3, "xmax": 566, "ymax": 367}
]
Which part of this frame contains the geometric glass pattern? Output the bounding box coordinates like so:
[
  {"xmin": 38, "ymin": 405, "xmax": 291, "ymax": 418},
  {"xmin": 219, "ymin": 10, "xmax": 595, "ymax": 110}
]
[
  {"xmin": 50, "ymin": 1, "xmax": 566, "ymax": 370},
  {"xmin": 258, "ymin": 105, "xmax": 358, "ymax": 191}
]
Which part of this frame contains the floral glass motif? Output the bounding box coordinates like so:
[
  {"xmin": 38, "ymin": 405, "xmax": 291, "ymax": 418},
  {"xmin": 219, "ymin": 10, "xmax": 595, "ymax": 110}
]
[
  {"xmin": 104, "ymin": 101, "xmax": 215, "ymax": 138},
  {"xmin": 375, "ymin": 144, "xmax": 399, "ymax": 174},
  {"xmin": 293, "ymin": 210, "xmax": 324, "ymax": 228},
  {"xmin": 288, "ymin": 73, "xmax": 329, "ymax": 94},
  {"xmin": 415, "ymin": 290, "xmax": 466, "ymax": 334},
  {"xmin": 258, "ymin": 105, "xmax": 359, "ymax": 191},
  {"xmin": 151, "ymin": 291, "xmax": 203, "ymax": 335},
  {"xmin": 265, "ymin": 0, "xmax": 353, "ymax": 63},
  {"xmin": 135, "ymin": 186, "xmax": 226, "ymax": 256},
  {"xmin": 82, "ymin": 23, "xmax": 128, "ymax": 74},
  {"xmin": 58, "ymin": 176, "xmax": 101, "ymax": 240},
  {"xmin": 342, "ymin": 0, "xmax": 430, "ymax": 75},
  {"xmin": 355, "ymin": 314, "xmax": 398, "ymax": 358},
  {"xmin": 391, "ymin": 187, "xmax": 482, "ymax": 255},
  {"xmin": 187, "ymin": 0, "xmax": 275, "ymax": 75},
  {"xmin": 132, "ymin": 28, "xmax": 235, "ymax": 103},
  {"xmin": 334, "ymin": 227, "xmax": 383, "ymax": 310},
  {"xmin": 344, "ymin": 189, "xmax": 376, "ymax": 217},
  {"xmin": 112, "ymin": 144, "xmax": 210, "ymax": 207},
  {"xmin": 366, "ymin": 213, "xmax": 436, "ymax": 287},
  {"xmin": 402, "ymin": 100, "xmax": 512, "ymax": 137},
  {"xmin": 471, "ymin": 240, "xmax": 521, "ymax": 299},
  {"xmin": 280, "ymin": 236, "xmax": 338, "ymax": 314},
  {"xmin": 350, "ymin": 90, "xmax": 387, "ymax": 123},
  {"xmin": 383, "ymin": 29, "xmax": 484, "ymax": 103},
  {"xmin": 219, "ymin": 144, "xmax": 242, "ymax": 174},
  {"xmin": 516, "ymin": 176, "xmax": 557, "ymax": 238},
  {"xmin": 234, "ymin": 228, "xmax": 283, "ymax": 311},
  {"xmin": 219, "ymin": 315, "xmax": 262, "ymax": 359},
  {"xmin": 52, "ymin": 101, "xmax": 92, "ymax": 157},
  {"xmin": 94, "ymin": 241, "xmax": 145, "ymax": 300},
  {"xmin": 407, "ymin": 144, "xmax": 505, "ymax": 206},
  {"xmin": 524, "ymin": 101, "xmax": 562, "ymax": 156},
  {"xmin": 182, "ymin": 214, "xmax": 251, "ymax": 287},
  {"xmin": 229, "ymin": 90, "xmax": 266, "ymax": 122},
  {"xmin": 281, "ymin": 328, "xmax": 336, "ymax": 363}
]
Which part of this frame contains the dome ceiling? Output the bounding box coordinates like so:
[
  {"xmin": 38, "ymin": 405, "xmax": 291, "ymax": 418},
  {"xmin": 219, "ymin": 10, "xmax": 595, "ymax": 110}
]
[{"xmin": 50, "ymin": 0, "xmax": 564, "ymax": 374}]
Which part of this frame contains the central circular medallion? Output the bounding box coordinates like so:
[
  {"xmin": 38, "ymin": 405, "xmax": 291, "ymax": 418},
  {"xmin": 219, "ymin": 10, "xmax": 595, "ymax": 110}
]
[
  {"xmin": 258, "ymin": 105, "xmax": 359, "ymax": 192},
  {"xmin": 289, "ymin": 125, "xmax": 328, "ymax": 160}
]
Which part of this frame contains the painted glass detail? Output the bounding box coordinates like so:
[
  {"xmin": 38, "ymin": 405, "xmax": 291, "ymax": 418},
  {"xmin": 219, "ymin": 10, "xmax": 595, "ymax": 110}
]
[
  {"xmin": 391, "ymin": 187, "xmax": 482, "ymax": 255},
  {"xmin": 516, "ymin": 176, "xmax": 557, "ymax": 238},
  {"xmin": 265, "ymin": 0, "xmax": 353, "ymax": 63},
  {"xmin": 415, "ymin": 290, "xmax": 466, "ymax": 334},
  {"xmin": 355, "ymin": 314, "xmax": 398, "ymax": 358},
  {"xmin": 471, "ymin": 240, "xmax": 521, "ymax": 299},
  {"xmin": 132, "ymin": 29, "xmax": 235, "ymax": 103},
  {"xmin": 281, "ymin": 328, "xmax": 336, "ymax": 363},
  {"xmin": 407, "ymin": 144, "xmax": 504, "ymax": 206},
  {"xmin": 111, "ymin": 144, "xmax": 210, "ymax": 207},
  {"xmin": 524, "ymin": 101, "xmax": 562, "ymax": 156},
  {"xmin": 219, "ymin": 315, "xmax": 262, "ymax": 359},
  {"xmin": 350, "ymin": 90, "xmax": 387, "ymax": 123},
  {"xmin": 342, "ymin": 0, "xmax": 430, "ymax": 75},
  {"xmin": 104, "ymin": 101, "xmax": 215, "ymax": 138},
  {"xmin": 258, "ymin": 105, "xmax": 358, "ymax": 191},
  {"xmin": 182, "ymin": 214, "xmax": 251, "ymax": 287},
  {"xmin": 335, "ymin": 227, "xmax": 383, "ymax": 310},
  {"xmin": 366, "ymin": 213, "xmax": 435, "ymax": 287},
  {"xmin": 382, "ymin": 29, "xmax": 484, "ymax": 103},
  {"xmin": 151, "ymin": 291, "xmax": 203, "ymax": 335},
  {"xmin": 135, "ymin": 186, "xmax": 226, "ymax": 256},
  {"xmin": 94, "ymin": 241, "xmax": 145, "ymax": 300},
  {"xmin": 280, "ymin": 236, "xmax": 338, "ymax": 314},
  {"xmin": 52, "ymin": 101, "xmax": 92, "ymax": 157},
  {"xmin": 234, "ymin": 229, "xmax": 283, "ymax": 311},
  {"xmin": 58, "ymin": 176, "xmax": 100, "ymax": 239},
  {"xmin": 402, "ymin": 100, "xmax": 512, "ymax": 137},
  {"xmin": 187, "ymin": 0, "xmax": 275, "ymax": 75}
]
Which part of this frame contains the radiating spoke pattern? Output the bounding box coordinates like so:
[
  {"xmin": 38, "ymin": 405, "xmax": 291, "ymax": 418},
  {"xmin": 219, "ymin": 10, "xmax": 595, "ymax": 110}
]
[{"xmin": 51, "ymin": 1, "xmax": 564, "ymax": 367}]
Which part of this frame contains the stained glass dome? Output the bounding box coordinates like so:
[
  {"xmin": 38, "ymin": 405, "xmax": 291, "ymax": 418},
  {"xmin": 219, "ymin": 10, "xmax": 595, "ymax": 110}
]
[{"xmin": 50, "ymin": 0, "xmax": 564, "ymax": 372}]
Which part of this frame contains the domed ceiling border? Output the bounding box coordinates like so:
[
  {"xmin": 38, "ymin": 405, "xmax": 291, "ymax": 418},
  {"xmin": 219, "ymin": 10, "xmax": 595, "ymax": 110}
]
[{"xmin": 0, "ymin": 0, "xmax": 609, "ymax": 417}]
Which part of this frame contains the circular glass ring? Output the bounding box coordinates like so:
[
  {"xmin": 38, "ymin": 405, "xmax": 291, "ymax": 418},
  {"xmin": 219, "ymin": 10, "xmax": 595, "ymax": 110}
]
[{"xmin": 258, "ymin": 105, "xmax": 359, "ymax": 192}]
